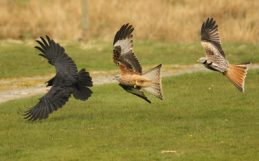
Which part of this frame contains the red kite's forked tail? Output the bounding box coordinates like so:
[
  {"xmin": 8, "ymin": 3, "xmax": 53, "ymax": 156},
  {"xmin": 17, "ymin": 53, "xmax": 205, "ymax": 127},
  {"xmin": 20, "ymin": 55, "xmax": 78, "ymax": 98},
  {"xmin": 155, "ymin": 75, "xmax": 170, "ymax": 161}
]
[
  {"xmin": 224, "ymin": 64, "xmax": 249, "ymax": 92},
  {"xmin": 142, "ymin": 64, "xmax": 163, "ymax": 99}
]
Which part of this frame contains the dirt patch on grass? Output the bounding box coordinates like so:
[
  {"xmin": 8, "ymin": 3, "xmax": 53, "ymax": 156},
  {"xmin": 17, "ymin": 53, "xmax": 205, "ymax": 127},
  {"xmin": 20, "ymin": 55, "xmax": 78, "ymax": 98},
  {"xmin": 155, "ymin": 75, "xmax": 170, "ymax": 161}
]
[{"xmin": 0, "ymin": 64, "xmax": 258, "ymax": 104}]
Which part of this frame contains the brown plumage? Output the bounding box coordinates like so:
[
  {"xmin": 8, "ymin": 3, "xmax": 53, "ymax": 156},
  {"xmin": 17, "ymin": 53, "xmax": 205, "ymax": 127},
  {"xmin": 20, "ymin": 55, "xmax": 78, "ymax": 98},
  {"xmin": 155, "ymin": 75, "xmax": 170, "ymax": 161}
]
[
  {"xmin": 113, "ymin": 23, "xmax": 163, "ymax": 103},
  {"xmin": 198, "ymin": 18, "xmax": 249, "ymax": 92}
]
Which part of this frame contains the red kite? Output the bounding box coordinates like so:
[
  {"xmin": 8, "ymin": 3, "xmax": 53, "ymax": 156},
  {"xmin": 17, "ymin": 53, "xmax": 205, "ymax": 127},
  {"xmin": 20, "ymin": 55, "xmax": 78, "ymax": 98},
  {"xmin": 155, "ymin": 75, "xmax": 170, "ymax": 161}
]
[
  {"xmin": 113, "ymin": 24, "xmax": 163, "ymax": 103},
  {"xmin": 198, "ymin": 18, "xmax": 248, "ymax": 92}
]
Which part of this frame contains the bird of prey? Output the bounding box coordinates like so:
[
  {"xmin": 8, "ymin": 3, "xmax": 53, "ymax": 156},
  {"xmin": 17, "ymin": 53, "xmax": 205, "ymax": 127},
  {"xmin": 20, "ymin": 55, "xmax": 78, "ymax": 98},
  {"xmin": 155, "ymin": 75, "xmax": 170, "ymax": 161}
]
[
  {"xmin": 113, "ymin": 23, "xmax": 163, "ymax": 103},
  {"xmin": 24, "ymin": 36, "xmax": 93, "ymax": 121},
  {"xmin": 198, "ymin": 18, "xmax": 248, "ymax": 92}
]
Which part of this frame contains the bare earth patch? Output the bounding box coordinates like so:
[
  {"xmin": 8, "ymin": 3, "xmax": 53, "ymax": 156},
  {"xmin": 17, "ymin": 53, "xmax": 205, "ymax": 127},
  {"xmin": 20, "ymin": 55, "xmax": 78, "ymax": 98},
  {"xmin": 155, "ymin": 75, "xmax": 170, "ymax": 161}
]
[{"xmin": 0, "ymin": 64, "xmax": 258, "ymax": 104}]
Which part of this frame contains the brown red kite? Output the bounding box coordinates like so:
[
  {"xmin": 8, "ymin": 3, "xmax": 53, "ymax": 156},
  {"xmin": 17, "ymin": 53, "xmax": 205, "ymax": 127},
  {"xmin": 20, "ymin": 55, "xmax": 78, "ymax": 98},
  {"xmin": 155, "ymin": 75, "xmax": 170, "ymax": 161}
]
[
  {"xmin": 113, "ymin": 24, "xmax": 163, "ymax": 103},
  {"xmin": 198, "ymin": 18, "xmax": 249, "ymax": 92}
]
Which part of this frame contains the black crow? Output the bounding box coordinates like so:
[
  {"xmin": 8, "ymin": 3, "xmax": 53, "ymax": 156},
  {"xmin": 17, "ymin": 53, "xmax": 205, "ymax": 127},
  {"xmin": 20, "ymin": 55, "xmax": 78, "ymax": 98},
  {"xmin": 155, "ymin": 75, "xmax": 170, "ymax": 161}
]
[{"xmin": 24, "ymin": 36, "xmax": 93, "ymax": 121}]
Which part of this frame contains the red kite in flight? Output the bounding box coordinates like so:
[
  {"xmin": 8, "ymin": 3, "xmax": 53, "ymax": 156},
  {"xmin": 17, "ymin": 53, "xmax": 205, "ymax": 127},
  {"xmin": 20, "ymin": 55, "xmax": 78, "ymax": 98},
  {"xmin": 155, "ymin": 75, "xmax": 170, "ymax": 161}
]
[
  {"xmin": 113, "ymin": 23, "xmax": 163, "ymax": 103},
  {"xmin": 198, "ymin": 18, "xmax": 248, "ymax": 92}
]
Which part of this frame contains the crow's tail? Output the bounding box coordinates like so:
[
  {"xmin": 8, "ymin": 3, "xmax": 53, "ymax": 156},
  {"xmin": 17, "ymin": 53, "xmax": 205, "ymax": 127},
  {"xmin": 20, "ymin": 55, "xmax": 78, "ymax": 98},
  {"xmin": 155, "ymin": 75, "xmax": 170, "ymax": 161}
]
[{"xmin": 73, "ymin": 69, "xmax": 93, "ymax": 100}]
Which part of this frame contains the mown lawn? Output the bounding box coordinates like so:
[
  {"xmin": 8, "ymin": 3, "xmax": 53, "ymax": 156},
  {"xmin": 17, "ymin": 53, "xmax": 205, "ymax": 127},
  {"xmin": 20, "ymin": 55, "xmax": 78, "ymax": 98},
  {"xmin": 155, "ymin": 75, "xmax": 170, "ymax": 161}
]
[
  {"xmin": 0, "ymin": 40, "xmax": 258, "ymax": 78},
  {"xmin": 0, "ymin": 70, "xmax": 258, "ymax": 161}
]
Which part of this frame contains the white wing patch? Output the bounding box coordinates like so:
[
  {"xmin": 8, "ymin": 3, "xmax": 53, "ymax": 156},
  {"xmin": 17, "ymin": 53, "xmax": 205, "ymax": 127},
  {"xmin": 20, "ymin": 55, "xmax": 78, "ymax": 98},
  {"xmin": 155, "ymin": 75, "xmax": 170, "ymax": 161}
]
[
  {"xmin": 201, "ymin": 41, "xmax": 222, "ymax": 57},
  {"xmin": 114, "ymin": 38, "xmax": 132, "ymax": 55}
]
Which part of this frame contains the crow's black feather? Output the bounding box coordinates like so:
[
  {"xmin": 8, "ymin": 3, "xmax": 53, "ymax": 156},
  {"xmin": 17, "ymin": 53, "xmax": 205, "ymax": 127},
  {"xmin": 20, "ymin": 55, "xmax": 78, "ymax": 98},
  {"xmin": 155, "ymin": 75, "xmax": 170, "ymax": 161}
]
[{"xmin": 24, "ymin": 36, "xmax": 93, "ymax": 121}]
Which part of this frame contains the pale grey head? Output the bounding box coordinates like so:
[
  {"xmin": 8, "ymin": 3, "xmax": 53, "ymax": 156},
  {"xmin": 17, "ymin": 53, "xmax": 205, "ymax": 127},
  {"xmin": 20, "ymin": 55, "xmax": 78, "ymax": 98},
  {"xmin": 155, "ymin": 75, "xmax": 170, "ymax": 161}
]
[{"xmin": 197, "ymin": 57, "xmax": 207, "ymax": 64}]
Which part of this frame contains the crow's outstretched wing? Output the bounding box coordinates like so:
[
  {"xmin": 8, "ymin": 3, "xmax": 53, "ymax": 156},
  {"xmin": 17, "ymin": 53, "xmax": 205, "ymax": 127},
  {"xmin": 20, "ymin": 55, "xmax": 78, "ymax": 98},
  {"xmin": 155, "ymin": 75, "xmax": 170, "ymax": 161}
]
[
  {"xmin": 113, "ymin": 24, "xmax": 142, "ymax": 74},
  {"xmin": 24, "ymin": 86, "xmax": 72, "ymax": 121},
  {"xmin": 119, "ymin": 84, "xmax": 151, "ymax": 103},
  {"xmin": 35, "ymin": 36, "xmax": 78, "ymax": 81}
]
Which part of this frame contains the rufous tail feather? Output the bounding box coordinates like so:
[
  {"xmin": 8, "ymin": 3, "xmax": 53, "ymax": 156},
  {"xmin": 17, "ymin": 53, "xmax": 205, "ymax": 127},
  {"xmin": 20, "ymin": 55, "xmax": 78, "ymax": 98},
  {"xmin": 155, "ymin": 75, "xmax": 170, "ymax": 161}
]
[{"xmin": 224, "ymin": 64, "xmax": 248, "ymax": 92}]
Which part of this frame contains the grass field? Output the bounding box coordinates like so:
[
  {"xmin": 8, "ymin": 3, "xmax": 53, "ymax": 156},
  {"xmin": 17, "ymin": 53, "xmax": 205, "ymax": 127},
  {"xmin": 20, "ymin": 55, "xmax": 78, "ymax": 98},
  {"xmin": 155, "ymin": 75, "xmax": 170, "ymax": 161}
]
[
  {"xmin": 0, "ymin": 40, "xmax": 258, "ymax": 78},
  {"xmin": 0, "ymin": 70, "xmax": 259, "ymax": 161}
]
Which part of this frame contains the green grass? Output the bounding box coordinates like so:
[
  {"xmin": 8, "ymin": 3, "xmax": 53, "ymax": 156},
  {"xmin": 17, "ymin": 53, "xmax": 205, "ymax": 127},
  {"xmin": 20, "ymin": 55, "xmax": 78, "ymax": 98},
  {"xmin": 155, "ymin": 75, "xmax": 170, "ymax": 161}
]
[
  {"xmin": 0, "ymin": 70, "xmax": 259, "ymax": 161},
  {"xmin": 0, "ymin": 40, "xmax": 258, "ymax": 78}
]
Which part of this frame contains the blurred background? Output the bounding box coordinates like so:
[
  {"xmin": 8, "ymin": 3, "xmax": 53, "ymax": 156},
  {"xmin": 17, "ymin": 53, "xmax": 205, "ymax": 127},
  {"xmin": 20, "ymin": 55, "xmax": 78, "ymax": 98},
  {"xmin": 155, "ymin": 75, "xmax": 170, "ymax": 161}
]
[{"xmin": 0, "ymin": 0, "xmax": 258, "ymax": 42}]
